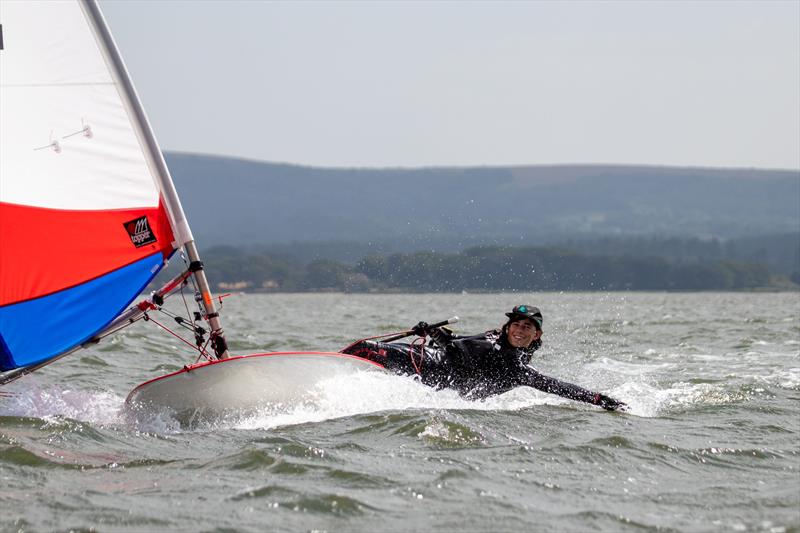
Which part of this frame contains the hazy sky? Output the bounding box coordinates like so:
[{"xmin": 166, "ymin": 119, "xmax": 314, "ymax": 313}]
[{"xmin": 99, "ymin": 0, "xmax": 800, "ymax": 169}]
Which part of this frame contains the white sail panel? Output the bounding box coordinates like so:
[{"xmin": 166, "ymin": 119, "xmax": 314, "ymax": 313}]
[
  {"xmin": 1, "ymin": 0, "xmax": 108, "ymax": 85},
  {"xmin": 0, "ymin": 0, "xmax": 160, "ymax": 210},
  {"xmin": 1, "ymin": 85, "xmax": 160, "ymax": 209}
]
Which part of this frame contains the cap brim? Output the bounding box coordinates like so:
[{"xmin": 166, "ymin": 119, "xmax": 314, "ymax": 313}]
[{"xmin": 506, "ymin": 313, "xmax": 543, "ymax": 329}]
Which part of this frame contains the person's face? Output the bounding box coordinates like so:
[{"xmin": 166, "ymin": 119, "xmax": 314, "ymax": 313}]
[{"xmin": 507, "ymin": 318, "xmax": 542, "ymax": 348}]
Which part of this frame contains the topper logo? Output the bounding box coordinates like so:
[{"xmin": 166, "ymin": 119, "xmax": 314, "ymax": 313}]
[{"xmin": 123, "ymin": 216, "xmax": 157, "ymax": 247}]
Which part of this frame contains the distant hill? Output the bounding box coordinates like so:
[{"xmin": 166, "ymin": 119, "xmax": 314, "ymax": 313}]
[{"xmin": 164, "ymin": 153, "xmax": 800, "ymax": 251}]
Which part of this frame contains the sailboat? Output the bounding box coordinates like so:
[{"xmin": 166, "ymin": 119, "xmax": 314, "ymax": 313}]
[{"xmin": 0, "ymin": 0, "xmax": 383, "ymax": 424}]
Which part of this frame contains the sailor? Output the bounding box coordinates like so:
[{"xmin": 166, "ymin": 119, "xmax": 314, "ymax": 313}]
[{"xmin": 342, "ymin": 305, "xmax": 627, "ymax": 411}]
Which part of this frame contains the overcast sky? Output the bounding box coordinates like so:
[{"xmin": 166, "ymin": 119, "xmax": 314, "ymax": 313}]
[{"xmin": 99, "ymin": 0, "xmax": 800, "ymax": 170}]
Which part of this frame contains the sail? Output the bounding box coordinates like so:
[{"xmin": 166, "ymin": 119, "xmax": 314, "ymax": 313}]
[{"xmin": 0, "ymin": 0, "xmax": 192, "ymax": 371}]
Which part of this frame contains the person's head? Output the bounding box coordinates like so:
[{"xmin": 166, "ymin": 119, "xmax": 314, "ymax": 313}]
[{"xmin": 501, "ymin": 305, "xmax": 543, "ymax": 348}]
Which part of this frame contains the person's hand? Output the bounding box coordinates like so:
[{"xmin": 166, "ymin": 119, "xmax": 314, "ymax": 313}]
[
  {"xmin": 594, "ymin": 393, "xmax": 628, "ymax": 412},
  {"xmin": 411, "ymin": 321, "xmax": 430, "ymax": 336}
]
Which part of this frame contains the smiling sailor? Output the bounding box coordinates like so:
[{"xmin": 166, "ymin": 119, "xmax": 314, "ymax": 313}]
[{"xmin": 342, "ymin": 305, "xmax": 627, "ymax": 411}]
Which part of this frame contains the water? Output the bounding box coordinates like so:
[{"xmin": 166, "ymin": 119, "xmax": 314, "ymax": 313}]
[{"xmin": 1, "ymin": 292, "xmax": 798, "ymax": 532}]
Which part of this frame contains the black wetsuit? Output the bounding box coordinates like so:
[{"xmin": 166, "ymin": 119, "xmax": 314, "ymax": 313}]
[{"xmin": 342, "ymin": 328, "xmax": 624, "ymax": 410}]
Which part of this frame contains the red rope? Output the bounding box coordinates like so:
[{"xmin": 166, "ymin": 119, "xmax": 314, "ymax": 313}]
[
  {"xmin": 146, "ymin": 314, "xmax": 211, "ymax": 359},
  {"xmin": 408, "ymin": 336, "xmax": 427, "ymax": 375},
  {"xmin": 341, "ymin": 330, "xmax": 428, "ymax": 376}
]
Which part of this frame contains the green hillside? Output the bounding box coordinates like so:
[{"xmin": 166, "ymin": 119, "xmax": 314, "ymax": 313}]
[{"xmin": 165, "ymin": 152, "xmax": 799, "ymax": 251}]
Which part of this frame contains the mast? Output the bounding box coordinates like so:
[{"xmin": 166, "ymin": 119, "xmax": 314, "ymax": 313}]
[{"xmin": 80, "ymin": 0, "xmax": 229, "ymax": 358}]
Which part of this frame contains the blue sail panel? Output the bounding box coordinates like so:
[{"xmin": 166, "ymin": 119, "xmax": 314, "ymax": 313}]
[{"xmin": 0, "ymin": 254, "xmax": 165, "ymax": 371}]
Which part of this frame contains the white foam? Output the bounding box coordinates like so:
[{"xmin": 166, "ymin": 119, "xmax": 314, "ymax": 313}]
[
  {"xmin": 228, "ymin": 372, "xmax": 565, "ymax": 431},
  {"xmin": 0, "ymin": 385, "xmax": 126, "ymax": 426},
  {"xmin": 767, "ymin": 367, "xmax": 800, "ymax": 389},
  {"xmin": 659, "ymin": 381, "xmax": 753, "ymax": 411},
  {"xmin": 607, "ymin": 375, "xmax": 760, "ymax": 418},
  {"xmin": 610, "ymin": 381, "xmax": 662, "ymax": 418}
]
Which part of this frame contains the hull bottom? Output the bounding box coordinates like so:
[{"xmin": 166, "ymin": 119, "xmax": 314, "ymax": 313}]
[{"xmin": 125, "ymin": 352, "xmax": 385, "ymax": 426}]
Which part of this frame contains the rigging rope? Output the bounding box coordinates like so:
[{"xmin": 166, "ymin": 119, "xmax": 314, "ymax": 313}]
[
  {"xmin": 128, "ymin": 260, "xmax": 216, "ymax": 362},
  {"xmin": 144, "ymin": 312, "xmax": 212, "ymax": 360}
]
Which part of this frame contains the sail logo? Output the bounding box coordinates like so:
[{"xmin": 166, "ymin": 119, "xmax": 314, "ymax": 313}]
[{"xmin": 124, "ymin": 216, "xmax": 157, "ymax": 247}]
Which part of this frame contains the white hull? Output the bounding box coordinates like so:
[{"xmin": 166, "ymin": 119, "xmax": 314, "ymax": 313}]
[{"xmin": 125, "ymin": 352, "xmax": 385, "ymax": 426}]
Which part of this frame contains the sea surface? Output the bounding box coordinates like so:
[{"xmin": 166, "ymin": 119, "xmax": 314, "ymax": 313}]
[{"xmin": 1, "ymin": 292, "xmax": 798, "ymax": 532}]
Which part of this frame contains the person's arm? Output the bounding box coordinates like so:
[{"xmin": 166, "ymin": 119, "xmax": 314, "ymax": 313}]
[{"xmin": 522, "ymin": 367, "xmax": 627, "ymax": 411}]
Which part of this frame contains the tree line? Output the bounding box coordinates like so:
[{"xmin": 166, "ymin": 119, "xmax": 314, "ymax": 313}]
[{"xmin": 196, "ymin": 244, "xmax": 795, "ymax": 292}]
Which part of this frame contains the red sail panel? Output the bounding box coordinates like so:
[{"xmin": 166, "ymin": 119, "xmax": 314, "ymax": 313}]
[{"xmin": 0, "ymin": 200, "xmax": 175, "ymax": 307}]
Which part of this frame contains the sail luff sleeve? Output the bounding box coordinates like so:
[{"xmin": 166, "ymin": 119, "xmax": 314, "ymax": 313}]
[{"xmin": 79, "ymin": 0, "xmax": 193, "ymax": 247}]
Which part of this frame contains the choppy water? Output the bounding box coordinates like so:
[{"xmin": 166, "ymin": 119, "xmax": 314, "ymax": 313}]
[{"xmin": 1, "ymin": 292, "xmax": 798, "ymax": 532}]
